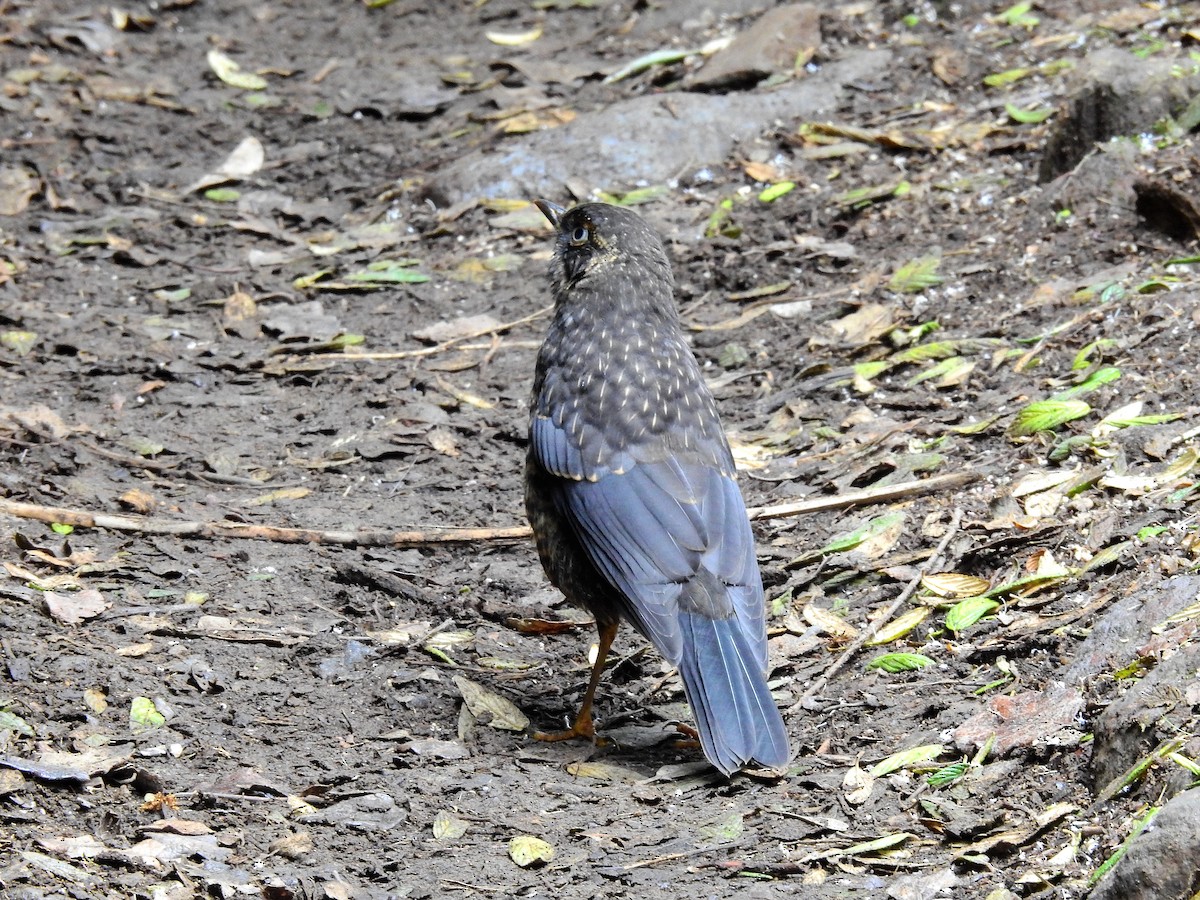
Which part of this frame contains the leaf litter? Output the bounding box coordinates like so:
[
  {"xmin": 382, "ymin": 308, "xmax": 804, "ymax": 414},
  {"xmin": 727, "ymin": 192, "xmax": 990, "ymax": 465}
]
[{"xmin": 2, "ymin": 0, "xmax": 1200, "ymax": 897}]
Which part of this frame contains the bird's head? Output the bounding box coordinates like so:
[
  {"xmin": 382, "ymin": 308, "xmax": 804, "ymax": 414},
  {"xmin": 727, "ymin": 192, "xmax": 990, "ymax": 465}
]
[{"xmin": 535, "ymin": 200, "xmax": 672, "ymax": 295}]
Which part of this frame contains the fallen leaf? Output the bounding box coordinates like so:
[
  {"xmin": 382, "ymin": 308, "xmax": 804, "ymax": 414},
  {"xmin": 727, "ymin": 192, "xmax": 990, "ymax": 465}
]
[
  {"xmin": 508, "ymin": 834, "xmax": 554, "ymax": 867},
  {"xmin": 44, "ymin": 589, "xmax": 108, "ymax": 625},
  {"xmin": 0, "ymin": 166, "xmax": 41, "ymax": 216},
  {"xmin": 432, "ymin": 811, "xmax": 469, "ymax": 840},
  {"xmin": 207, "ymin": 49, "xmax": 268, "ymax": 90},
  {"xmin": 454, "ymin": 676, "xmax": 529, "ymax": 731},
  {"xmin": 486, "ymin": 24, "xmax": 543, "ymax": 46}
]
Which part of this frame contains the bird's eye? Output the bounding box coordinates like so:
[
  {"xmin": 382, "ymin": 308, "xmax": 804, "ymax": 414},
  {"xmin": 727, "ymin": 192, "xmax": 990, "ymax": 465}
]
[{"xmin": 569, "ymin": 225, "xmax": 589, "ymax": 246}]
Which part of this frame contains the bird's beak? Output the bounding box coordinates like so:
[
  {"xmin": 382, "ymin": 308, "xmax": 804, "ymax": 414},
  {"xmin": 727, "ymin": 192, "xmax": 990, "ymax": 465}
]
[{"xmin": 534, "ymin": 199, "xmax": 565, "ymax": 229}]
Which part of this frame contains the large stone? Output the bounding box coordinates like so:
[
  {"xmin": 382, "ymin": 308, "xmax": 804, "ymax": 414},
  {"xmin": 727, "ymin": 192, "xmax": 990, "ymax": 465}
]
[
  {"xmin": 1089, "ymin": 788, "xmax": 1200, "ymax": 900},
  {"xmin": 1064, "ymin": 575, "xmax": 1200, "ymax": 685},
  {"xmin": 1090, "ymin": 643, "xmax": 1200, "ymax": 792},
  {"xmin": 689, "ymin": 4, "xmax": 822, "ymax": 91},
  {"xmin": 1039, "ymin": 48, "xmax": 1200, "ymax": 181},
  {"xmin": 424, "ymin": 49, "xmax": 891, "ymax": 204}
]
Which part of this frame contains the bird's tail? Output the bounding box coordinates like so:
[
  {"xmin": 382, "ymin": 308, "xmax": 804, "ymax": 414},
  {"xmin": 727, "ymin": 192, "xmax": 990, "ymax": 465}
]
[{"xmin": 676, "ymin": 612, "xmax": 790, "ymax": 776}]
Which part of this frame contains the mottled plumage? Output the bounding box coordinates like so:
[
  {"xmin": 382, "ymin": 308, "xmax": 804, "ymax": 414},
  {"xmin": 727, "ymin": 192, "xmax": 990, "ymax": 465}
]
[{"xmin": 526, "ymin": 201, "xmax": 789, "ymax": 775}]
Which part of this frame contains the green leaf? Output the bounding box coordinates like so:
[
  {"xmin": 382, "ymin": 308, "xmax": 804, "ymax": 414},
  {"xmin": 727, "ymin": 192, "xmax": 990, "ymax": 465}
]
[
  {"xmin": 1009, "ymin": 399, "xmax": 1091, "ymax": 436},
  {"xmin": 0, "ymin": 709, "xmax": 35, "ymax": 737},
  {"xmin": 1136, "ymin": 525, "xmax": 1168, "ymax": 541},
  {"xmin": 758, "ymin": 181, "xmax": 796, "ymax": 202},
  {"xmin": 1, "ymin": 330, "xmax": 38, "ymax": 355},
  {"xmin": 130, "ymin": 696, "xmax": 166, "ymax": 732},
  {"xmin": 1103, "ymin": 412, "xmax": 1183, "ymax": 429},
  {"xmin": 705, "ymin": 198, "xmax": 741, "ymax": 239},
  {"xmin": 1136, "ymin": 278, "xmax": 1175, "ymax": 293},
  {"xmin": 50, "ymin": 523, "xmax": 74, "ymax": 535},
  {"xmin": 870, "ymin": 743, "xmax": 944, "ymax": 776},
  {"xmin": 1005, "ymin": 103, "xmax": 1053, "ymax": 124},
  {"xmin": 889, "ymin": 256, "xmax": 944, "ymax": 293},
  {"xmin": 927, "ymin": 761, "xmax": 969, "ymax": 787},
  {"xmin": 817, "ymin": 512, "xmax": 906, "ymax": 556},
  {"xmin": 892, "ymin": 340, "xmax": 959, "ymax": 363},
  {"xmin": 346, "ymin": 259, "xmax": 430, "ymax": 284},
  {"xmin": 867, "ymin": 652, "xmax": 934, "ymax": 673},
  {"xmin": 207, "ymin": 49, "xmax": 268, "ymax": 91},
  {"xmin": 1088, "ymin": 806, "xmax": 1160, "ymax": 886},
  {"xmin": 865, "ymin": 608, "xmax": 931, "ymax": 645},
  {"xmin": 603, "ymin": 47, "xmax": 700, "ymax": 84},
  {"xmin": 508, "ymin": 835, "xmax": 555, "ymax": 867},
  {"xmin": 595, "ymin": 185, "xmax": 669, "ymax": 206},
  {"xmin": 329, "ymin": 333, "xmax": 365, "ymax": 350},
  {"xmin": 1051, "ymin": 366, "xmax": 1121, "ymax": 399},
  {"xmin": 944, "ymin": 596, "xmax": 999, "ymax": 632},
  {"xmin": 204, "ymin": 187, "xmax": 241, "ymax": 202},
  {"xmin": 905, "ymin": 356, "xmax": 971, "ymax": 387},
  {"xmin": 983, "ymin": 67, "xmax": 1030, "ymax": 88},
  {"xmin": 996, "ymin": 1, "xmax": 1039, "ymax": 28},
  {"xmin": 1071, "ymin": 339, "xmax": 1116, "ymax": 370},
  {"xmin": 835, "ymin": 180, "xmax": 908, "ymax": 209}
]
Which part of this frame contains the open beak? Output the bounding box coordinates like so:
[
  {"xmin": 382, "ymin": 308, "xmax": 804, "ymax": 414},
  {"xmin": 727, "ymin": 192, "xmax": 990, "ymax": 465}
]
[{"xmin": 534, "ymin": 199, "xmax": 565, "ymax": 229}]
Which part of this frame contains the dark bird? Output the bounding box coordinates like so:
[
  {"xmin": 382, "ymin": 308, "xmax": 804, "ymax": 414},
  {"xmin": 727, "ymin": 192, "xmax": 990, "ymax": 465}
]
[{"xmin": 525, "ymin": 200, "xmax": 790, "ymax": 776}]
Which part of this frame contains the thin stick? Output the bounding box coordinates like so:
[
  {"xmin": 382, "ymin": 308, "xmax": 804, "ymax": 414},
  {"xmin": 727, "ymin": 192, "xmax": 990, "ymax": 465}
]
[
  {"xmin": 790, "ymin": 507, "xmax": 964, "ymax": 713},
  {"xmin": 0, "ymin": 498, "xmax": 529, "ymax": 547},
  {"xmin": 0, "ymin": 472, "xmax": 977, "ymax": 548},
  {"xmin": 292, "ymin": 305, "xmax": 553, "ymax": 362},
  {"xmin": 749, "ymin": 471, "xmax": 979, "ymax": 522}
]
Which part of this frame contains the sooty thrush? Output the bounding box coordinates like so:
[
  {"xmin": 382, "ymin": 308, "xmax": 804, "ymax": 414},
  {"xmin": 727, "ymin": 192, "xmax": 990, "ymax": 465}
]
[{"xmin": 525, "ymin": 200, "xmax": 790, "ymax": 776}]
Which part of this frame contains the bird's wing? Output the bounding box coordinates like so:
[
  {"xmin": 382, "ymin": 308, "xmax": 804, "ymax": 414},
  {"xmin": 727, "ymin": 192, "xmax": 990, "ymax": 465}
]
[{"xmin": 532, "ymin": 414, "xmax": 764, "ymax": 665}]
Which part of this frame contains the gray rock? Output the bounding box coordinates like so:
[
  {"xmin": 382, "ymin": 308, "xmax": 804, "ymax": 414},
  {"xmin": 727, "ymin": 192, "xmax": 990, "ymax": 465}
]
[
  {"xmin": 689, "ymin": 3, "xmax": 822, "ymax": 91},
  {"xmin": 1064, "ymin": 575, "xmax": 1200, "ymax": 685},
  {"xmin": 1039, "ymin": 48, "xmax": 1200, "ymax": 181},
  {"xmin": 1089, "ymin": 788, "xmax": 1200, "ymax": 900},
  {"xmin": 1090, "ymin": 642, "xmax": 1200, "ymax": 791},
  {"xmin": 426, "ymin": 49, "xmax": 891, "ymax": 204}
]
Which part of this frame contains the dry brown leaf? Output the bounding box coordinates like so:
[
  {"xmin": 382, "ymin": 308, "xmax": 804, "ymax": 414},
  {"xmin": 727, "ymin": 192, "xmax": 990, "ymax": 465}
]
[
  {"xmin": 565, "ymin": 760, "xmax": 644, "ymax": 782},
  {"xmin": 246, "ymin": 486, "xmax": 310, "ymax": 506},
  {"xmin": 412, "ymin": 313, "xmax": 503, "ymax": 344},
  {"xmin": 44, "ymin": 589, "xmax": 109, "ymax": 625},
  {"xmin": 427, "ymin": 426, "xmax": 460, "ymax": 457},
  {"xmin": 842, "ymin": 760, "xmax": 874, "ymax": 805},
  {"xmin": 743, "ymin": 160, "xmax": 782, "ymax": 182},
  {"xmin": 118, "ymin": 488, "xmax": 157, "ymax": 514},
  {"xmin": 268, "ymin": 831, "xmax": 314, "ymax": 859},
  {"xmin": 0, "ymin": 166, "xmax": 41, "ymax": 216},
  {"xmin": 921, "ymin": 573, "xmax": 992, "ymax": 598},
  {"xmin": 454, "ymin": 675, "xmax": 529, "ymax": 731},
  {"xmin": 824, "ymin": 303, "xmax": 897, "ymax": 346},
  {"xmin": 500, "ymin": 108, "xmax": 576, "ymax": 133},
  {"xmin": 802, "ymin": 602, "xmax": 858, "ymax": 638}
]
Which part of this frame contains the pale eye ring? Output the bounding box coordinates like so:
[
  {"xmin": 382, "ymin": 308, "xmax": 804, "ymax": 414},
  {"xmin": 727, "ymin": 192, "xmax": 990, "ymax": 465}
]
[{"xmin": 569, "ymin": 225, "xmax": 589, "ymax": 245}]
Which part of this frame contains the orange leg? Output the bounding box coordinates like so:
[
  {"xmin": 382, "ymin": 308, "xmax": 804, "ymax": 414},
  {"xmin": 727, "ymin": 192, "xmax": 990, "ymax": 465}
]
[{"xmin": 535, "ymin": 620, "xmax": 618, "ymax": 744}]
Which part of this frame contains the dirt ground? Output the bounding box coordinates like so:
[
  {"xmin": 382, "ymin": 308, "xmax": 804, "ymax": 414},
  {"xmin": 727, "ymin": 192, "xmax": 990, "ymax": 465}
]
[{"xmin": 2, "ymin": 0, "xmax": 1199, "ymax": 897}]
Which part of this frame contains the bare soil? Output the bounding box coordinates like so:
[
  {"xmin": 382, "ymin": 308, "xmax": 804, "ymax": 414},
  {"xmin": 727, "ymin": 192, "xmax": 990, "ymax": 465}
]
[{"xmin": 2, "ymin": 1, "xmax": 1199, "ymax": 898}]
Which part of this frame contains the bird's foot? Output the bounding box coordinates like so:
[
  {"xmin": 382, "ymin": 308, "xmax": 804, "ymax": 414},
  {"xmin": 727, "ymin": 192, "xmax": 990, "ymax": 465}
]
[
  {"xmin": 671, "ymin": 722, "xmax": 701, "ymax": 749},
  {"xmin": 534, "ymin": 714, "xmax": 608, "ymax": 746}
]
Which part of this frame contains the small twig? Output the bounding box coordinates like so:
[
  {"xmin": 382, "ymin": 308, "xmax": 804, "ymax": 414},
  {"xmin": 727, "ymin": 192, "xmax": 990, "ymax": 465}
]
[
  {"xmin": 619, "ymin": 840, "xmax": 745, "ymax": 870},
  {"xmin": 297, "ymin": 305, "xmax": 553, "ymax": 362},
  {"xmin": 790, "ymin": 507, "xmax": 964, "ymax": 713},
  {"xmin": 0, "ymin": 472, "xmax": 978, "ymax": 548},
  {"xmin": 749, "ymin": 471, "xmax": 979, "ymax": 522},
  {"xmin": 0, "ymin": 498, "xmax": 530, "ymax": 547},
  {"xmin": 13, "ymin": 419, "xmax": 179, "ymax": 472}
]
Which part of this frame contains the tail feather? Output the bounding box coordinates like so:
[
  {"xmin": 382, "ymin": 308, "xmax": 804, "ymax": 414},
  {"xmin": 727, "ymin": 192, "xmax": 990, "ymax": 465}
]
[{"xmin": 676, "ymin": 612, "xmax": 790, "ymax": 775}]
